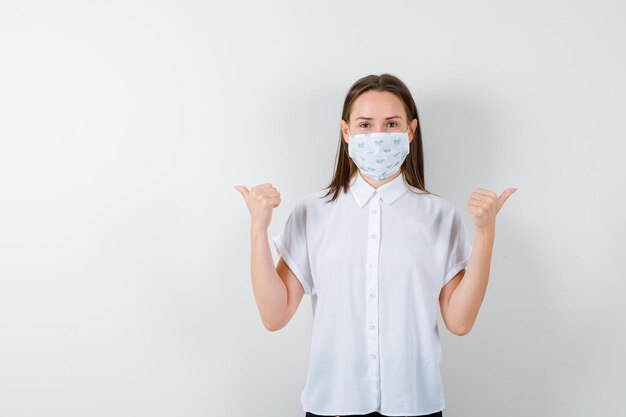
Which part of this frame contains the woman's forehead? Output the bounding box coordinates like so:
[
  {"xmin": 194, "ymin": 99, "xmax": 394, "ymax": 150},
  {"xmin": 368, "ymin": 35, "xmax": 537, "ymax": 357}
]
[{"xmin": 351, "ymin": 90, "xmax": 405, "ymax": 119}]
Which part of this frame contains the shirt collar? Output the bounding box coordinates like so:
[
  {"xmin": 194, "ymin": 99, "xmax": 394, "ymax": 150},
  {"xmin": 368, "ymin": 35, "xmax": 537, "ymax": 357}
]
[{"xmin": 349, "ymin": 171, "xmax": 410, "ymax": 208}]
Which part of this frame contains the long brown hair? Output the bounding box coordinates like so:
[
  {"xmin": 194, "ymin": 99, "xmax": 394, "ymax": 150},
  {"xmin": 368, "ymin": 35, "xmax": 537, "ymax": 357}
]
[{"xmin": 321, "ymin": 73, "xmax": 436, "ymax": 203}]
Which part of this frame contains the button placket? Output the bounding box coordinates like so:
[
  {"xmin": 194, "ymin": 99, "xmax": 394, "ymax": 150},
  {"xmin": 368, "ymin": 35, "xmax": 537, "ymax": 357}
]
[{"xmin": 366, "ymin": 193, "xmax": 382, "ymax": 394}]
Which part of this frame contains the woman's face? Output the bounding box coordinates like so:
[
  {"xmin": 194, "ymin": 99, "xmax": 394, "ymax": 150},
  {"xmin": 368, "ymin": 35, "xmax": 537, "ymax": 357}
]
[{"xmin": 340, "ymin": 90, "xmax": 418, "ymax": 144}]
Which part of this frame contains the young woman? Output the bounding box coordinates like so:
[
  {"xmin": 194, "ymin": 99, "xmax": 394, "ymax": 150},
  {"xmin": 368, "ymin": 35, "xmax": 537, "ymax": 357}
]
[{"xmin": 235, "ymin": 73, "xmax": 515, "ymax": 417}]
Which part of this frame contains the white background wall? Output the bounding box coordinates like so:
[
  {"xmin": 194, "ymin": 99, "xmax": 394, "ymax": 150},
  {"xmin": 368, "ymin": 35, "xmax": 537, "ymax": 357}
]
[{"xmin": 1, "ymin": 1, "xmax": 624, "ymax": 416}]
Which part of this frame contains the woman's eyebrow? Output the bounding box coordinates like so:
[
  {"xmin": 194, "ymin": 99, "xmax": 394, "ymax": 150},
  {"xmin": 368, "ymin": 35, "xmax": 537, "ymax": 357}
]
[{"xmin": 355, "ymin": 116, "xmax": 401, "ymax": 120}]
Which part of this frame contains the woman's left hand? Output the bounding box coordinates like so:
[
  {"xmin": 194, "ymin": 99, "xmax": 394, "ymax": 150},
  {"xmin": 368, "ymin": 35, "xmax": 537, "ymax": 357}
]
[{"xmin": 468, "ymin": 187, "xmax": 516, "ymax": 230}]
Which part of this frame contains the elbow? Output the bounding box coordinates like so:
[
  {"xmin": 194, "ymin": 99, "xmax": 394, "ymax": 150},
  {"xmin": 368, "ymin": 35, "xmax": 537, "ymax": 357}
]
[
  {"xmin": 263, "ymin": 318, "xmax": 286, "ymax": 332},
  {"xmin": 449, "ymin": 322, "xmax": 473, "ymax": 336},
  {"xmin": 263, "ymin": 321, "xmax": 279, "ymax": 332},
  {"xmin": 261, "ymin": 305, "xmax": 291, "ymax": 332},
  {"xmin": 444, "ymin": 311, "xmax": 476, "ymax": 336},
  {"xmin": 265, "ymin": 324, "xmax": 282, "ymax": 332},
  {"xmin": 452, "ymin": 327, "xmax": 471, "ymax": 336}
]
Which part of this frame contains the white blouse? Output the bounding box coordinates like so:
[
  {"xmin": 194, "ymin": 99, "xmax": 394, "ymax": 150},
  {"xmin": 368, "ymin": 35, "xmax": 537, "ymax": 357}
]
[{"xmin": 272, "ymin": 171, "xmax": 473, "ymax": 416}]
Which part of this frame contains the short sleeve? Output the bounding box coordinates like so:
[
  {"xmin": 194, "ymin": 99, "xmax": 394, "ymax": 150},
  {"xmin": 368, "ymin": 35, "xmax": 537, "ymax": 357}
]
[
  {"xmin": 442, "ymin": 206, "xmax": 473, "ymax": 288},
  {"xmin": 271, "ymin": 200, "xmax": 315, "ymax": 296}
]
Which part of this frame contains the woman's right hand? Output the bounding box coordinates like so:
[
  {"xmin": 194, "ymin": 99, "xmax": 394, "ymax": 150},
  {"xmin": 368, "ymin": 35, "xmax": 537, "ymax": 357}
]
[{"xmin": 234, "ymin": 183, "xmax": 281, "ymax": 230}]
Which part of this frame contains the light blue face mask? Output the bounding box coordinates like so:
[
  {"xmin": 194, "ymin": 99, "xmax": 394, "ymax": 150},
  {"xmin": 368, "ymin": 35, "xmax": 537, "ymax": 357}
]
[{"xmin": 347, "ymin": 128, "xmax": 410, "ymax": 181}]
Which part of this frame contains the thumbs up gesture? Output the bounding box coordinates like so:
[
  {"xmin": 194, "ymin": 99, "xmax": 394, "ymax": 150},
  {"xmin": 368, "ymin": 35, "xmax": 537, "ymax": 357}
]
[
  {"xmin": 468, "ymin": 187, "xmax": 516, "ymax": 230},
  {"xmin": 234, "ymin": 183, "xmax": 282, "ymax": 230}
]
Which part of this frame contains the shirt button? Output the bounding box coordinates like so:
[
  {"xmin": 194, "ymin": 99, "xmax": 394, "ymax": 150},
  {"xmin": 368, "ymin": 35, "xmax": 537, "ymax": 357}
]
[
  {"xmin": 368, "ymin": 263, "xmax": 375, "ymax": 268},
  {"xmin": 369, "ymin": 292, "xmax": 376, "ymax": 298},
  {"xmin": 368, "ymin": 324, "xmax": 375, "ymax": 330},
  {"xmin": 370, "ymin": 234, "xmax": 377, "ymax": 239},
  {"xmin": 370, "ymin": 354, "xmax": 376, "ymax": 359},
  {"xmin": 371, "ymin": 209, "xmax": 378, "ymax": 214}
]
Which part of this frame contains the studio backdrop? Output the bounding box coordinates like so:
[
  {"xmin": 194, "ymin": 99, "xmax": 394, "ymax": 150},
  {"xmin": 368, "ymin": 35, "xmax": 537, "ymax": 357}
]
[{"xmin": 0, "ymin": 1, "xmax": 624, "ymax": 416}]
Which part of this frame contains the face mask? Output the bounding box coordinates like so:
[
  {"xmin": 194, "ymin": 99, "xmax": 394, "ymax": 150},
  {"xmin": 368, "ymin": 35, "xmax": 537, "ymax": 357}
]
[{"xmin": 347, "ymin": 128, "xmax": 410, "ymax": 181}]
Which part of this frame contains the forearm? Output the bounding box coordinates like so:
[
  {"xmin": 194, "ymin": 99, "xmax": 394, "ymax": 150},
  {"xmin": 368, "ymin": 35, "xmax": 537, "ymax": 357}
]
[
  {"xmin": 250, "ymin": 225, "xmax": 288, "ymax": 330},
  {"xmin": 447, "ymin": 226, "xmax": 495, "ymax": 333}
]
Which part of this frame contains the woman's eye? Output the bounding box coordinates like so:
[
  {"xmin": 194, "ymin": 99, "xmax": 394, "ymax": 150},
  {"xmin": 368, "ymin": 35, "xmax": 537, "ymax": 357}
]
[{"xmin": 356, "ymin": 122, "xmax": 397, "ymax": 128}]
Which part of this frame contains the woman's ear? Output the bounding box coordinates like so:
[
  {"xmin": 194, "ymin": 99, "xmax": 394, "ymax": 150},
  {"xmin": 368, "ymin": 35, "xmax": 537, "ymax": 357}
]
[
  {"xmin": 409, "ymin": 118, "xmax": 418, "ymax": 142},
  {"xmin": 340, "ymin": 119, "xmax": 350, "ymax": 144}
]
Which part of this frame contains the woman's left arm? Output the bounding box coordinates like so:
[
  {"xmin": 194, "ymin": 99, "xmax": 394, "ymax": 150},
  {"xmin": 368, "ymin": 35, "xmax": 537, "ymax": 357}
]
[{"xmin": 440, "ymin": 187, "xmax": 516, "ymax": 336}]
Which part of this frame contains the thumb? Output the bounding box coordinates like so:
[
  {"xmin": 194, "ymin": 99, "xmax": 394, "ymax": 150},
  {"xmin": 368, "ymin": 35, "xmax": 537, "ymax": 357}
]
[
  {"xmin": 234, "ymin": 185, "xmax": 250, "ymax": 201},
  {"xmin": 497, "ymin": 187, "xmax": 517, "ymax": 210}
]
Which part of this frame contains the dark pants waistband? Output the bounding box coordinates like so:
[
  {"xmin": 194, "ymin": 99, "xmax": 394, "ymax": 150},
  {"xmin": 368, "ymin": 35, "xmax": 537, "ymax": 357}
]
[{"xmin": 305, "ymin": 410, "xmax": 443, "ymax": 417}]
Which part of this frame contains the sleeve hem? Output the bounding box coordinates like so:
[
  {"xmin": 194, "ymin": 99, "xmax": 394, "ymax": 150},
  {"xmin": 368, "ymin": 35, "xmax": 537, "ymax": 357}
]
[
  {"xmin": 272, "ymin": 234, "xmax": 313, "ymax": 295},
  {"xmin": 442, "ymin": 259, "xmax": 469, "ymax": 288}
]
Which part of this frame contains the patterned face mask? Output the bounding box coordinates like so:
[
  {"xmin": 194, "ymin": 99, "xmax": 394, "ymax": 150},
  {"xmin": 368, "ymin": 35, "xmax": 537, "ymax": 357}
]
[{"xmin": 347, "ymin": 128, "xmax": 410, "ymax": 181}]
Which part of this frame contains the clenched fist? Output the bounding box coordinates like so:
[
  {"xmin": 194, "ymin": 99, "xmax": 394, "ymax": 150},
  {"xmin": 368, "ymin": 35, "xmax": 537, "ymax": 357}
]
[{"xmin": 234, "ymin": 183, "xmax": 282, "ymax": 230}]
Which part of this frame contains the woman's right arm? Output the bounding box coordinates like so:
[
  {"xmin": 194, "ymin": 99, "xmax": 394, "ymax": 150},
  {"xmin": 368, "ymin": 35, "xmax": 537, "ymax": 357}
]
[
  {"xmin": 251, "ymin": 226, "xmax": 305, "ymax": 331},
  {"xmin": 236, "ymin": 183, "xmax": 305, "ymax": 331}
]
